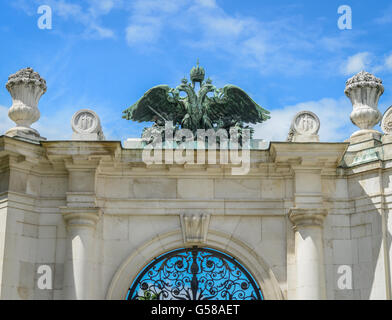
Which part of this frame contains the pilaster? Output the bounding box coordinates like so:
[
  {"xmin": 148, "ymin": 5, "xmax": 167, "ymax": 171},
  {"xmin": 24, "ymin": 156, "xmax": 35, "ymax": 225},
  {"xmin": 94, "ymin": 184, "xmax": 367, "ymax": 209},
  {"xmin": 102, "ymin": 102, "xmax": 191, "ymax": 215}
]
[
  {"xmin": 289, "ymin": 208, "xmax": 327, "ymax": 300},
  {"xmin": 60, "ymin": 157, "xmax": 101, "ymax": 300},
  {"xmin": 271, "ymin": 142, "xmax": 346, "ymax": 300}
]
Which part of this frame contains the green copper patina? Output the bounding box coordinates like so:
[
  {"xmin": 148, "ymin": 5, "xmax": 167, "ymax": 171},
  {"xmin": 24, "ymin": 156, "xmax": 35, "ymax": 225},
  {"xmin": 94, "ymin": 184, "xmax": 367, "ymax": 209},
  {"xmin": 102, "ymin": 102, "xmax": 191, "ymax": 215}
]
[{"xmin": 122, "ymin": 61, "xmax": 270, "ymax": 141}]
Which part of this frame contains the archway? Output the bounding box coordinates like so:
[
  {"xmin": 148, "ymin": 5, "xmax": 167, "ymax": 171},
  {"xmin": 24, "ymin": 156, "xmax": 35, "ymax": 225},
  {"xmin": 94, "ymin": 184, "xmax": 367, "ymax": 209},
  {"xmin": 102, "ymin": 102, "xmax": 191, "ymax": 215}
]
[
  {"xmin": 126, "ymin": 247, "xmax": 263, "ymax": 300},
  {"xmin": 106, "ymin": 229, "xmax": 283, "ymax": 300}
]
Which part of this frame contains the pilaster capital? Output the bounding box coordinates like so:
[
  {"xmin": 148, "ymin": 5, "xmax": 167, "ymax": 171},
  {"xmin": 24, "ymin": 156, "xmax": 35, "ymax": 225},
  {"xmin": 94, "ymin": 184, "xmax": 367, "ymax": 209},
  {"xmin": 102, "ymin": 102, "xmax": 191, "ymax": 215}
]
[
  {"xmin": 60, "ymin": 207, "xmax": 101, "ymax": 229},
  {"xmin": 288, "ymin": 207, "xmax": 327, "ymax": 229}
]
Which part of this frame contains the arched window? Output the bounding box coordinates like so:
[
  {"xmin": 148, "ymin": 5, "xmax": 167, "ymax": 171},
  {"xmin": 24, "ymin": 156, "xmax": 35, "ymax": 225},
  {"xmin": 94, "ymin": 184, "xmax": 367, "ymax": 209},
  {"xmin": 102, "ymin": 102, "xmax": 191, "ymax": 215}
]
[{"xmin": 126, "ymin": 247, "xmax": 263, "ymax": 300}]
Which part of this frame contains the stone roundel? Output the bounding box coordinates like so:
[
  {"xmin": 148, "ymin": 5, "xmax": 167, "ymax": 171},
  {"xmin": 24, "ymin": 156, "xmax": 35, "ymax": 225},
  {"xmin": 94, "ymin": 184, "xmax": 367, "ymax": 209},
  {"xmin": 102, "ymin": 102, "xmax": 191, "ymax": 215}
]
[
  {"xmin": 292, "ymin": 111, "xmax": 320, "ymax": 135},
  {"xmin": 381, "ymin": 106, "xmax": 392, "ymax": 135},
  {"xmin": 71, "ymin": 109, "xmax": 101, "ymax": 134}
]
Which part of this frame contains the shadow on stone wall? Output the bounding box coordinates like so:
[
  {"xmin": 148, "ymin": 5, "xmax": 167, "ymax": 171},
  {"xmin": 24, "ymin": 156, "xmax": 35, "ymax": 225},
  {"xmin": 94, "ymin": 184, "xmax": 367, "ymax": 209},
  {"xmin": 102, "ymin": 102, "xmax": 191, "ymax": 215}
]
[
  {"xmin": 356, "ymin": 175, "xmax": 392, "ymax": 300},
  {"xmin": 330, "ymin": 174, "xmax": 391, "ymax": 300}
]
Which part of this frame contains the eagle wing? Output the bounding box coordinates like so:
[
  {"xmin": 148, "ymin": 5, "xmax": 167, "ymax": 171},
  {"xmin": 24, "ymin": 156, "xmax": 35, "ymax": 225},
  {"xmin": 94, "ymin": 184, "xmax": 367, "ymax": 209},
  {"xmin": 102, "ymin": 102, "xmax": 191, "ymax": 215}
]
[
  {"xmin": 122, "ymin": 85, "xmax": 186, "ymax": 125},
  {"xmin": 206, "ymin": 85, "xmax": 270, "ymax": 127}
]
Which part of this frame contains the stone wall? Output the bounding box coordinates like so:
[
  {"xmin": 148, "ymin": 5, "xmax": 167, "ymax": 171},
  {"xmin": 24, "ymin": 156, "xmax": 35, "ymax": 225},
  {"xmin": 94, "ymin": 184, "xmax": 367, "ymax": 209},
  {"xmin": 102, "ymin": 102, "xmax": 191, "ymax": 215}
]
[{"xmin": 3, "ymin": 136, "xmax": 390, "ymax": 299}]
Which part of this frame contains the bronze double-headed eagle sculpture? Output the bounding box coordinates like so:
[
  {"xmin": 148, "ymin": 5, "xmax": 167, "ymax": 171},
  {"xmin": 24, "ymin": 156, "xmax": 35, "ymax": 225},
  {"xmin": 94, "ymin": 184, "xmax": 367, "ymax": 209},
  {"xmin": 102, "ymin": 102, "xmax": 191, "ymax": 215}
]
[{"xmin": 123, "ymin": 61, "xmax": 270, "ymax": 142}]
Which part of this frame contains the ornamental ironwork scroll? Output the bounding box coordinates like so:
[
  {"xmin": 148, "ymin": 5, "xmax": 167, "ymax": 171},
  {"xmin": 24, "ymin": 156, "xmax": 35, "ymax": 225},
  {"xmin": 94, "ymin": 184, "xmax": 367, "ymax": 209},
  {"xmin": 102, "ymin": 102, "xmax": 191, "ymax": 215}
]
[{"xmin": 126, "ymin": 247, "xmax": 263, "ymax": 300}]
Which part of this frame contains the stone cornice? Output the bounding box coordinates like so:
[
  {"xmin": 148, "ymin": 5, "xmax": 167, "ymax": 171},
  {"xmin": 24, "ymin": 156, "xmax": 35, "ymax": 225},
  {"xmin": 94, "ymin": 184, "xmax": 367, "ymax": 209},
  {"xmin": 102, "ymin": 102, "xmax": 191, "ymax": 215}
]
[
  {"xmin": 270, "ymin": 142, "xmax": 348, "ymax": 168},
  {"xmin": 288, "ymin": 208, "xmax": 328, "ymax": 228},
  {"xmin": 0, "ymin": 135, "xmax": 45, "ymax": 159},
  {"xmin": 0, "ymin": 137, "xmax": 364, "ymax": 177},
  {"xmin": 41, "ymin": 140, "xmax": 121, "ymax": 162}
]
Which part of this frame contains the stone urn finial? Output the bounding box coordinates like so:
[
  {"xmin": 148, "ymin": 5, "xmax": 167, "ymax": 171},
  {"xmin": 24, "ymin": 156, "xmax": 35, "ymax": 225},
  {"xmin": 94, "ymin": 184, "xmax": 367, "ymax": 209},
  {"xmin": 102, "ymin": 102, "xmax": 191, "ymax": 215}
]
[
  {"xmin": 5, "ymin": 67, "xmax": 47, "ymax": 141},
  {"xmin": 345, "ymin": 71, "xmax": 383, "ymax": 138}
]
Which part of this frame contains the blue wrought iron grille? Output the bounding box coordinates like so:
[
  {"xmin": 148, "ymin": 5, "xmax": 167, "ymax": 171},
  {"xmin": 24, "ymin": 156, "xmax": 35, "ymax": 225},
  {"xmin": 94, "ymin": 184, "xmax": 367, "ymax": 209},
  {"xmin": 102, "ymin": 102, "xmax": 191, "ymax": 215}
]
[{"xmin": 126, "ymin": 247, "xmax": 263, "ymax": 300}]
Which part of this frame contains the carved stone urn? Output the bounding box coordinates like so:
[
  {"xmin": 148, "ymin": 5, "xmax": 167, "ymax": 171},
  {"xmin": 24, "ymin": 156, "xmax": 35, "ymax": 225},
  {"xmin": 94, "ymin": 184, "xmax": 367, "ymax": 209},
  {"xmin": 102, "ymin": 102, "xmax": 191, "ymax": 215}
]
[
  {"xmin": 5, "ymin": 67, "xmax": 47, "ymax": 141},
  {"xmin": 344, "ymin": 71, "xmax": 383, "ymax": 138}
]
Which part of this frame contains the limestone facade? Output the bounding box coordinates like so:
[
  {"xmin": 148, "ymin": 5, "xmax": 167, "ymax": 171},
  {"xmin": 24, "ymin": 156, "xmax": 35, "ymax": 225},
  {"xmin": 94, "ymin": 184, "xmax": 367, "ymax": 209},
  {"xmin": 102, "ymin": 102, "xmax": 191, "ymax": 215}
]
[
  {"xmin": 1, "ymin": 136, "xmax": 392, "ymax": 300},
  {"xmin": 0, "ymin": 68, "xmax": 392, "ymax": 300}
]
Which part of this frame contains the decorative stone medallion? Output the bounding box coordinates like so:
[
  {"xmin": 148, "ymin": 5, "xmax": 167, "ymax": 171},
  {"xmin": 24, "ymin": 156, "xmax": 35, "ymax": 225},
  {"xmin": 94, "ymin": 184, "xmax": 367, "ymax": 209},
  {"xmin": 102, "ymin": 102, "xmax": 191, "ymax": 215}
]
[
  {"xmin": 71, "ymin": 109, "xmax": 105, "ymax": 140},
  {"xmin": 72, "ymin": 109, "xmax": 100, "ymax": 134},
  {"xmin": 287, "ymin": 111, "xmax": 320, "ymax": 142},
  {"xmin": 293, "ymin": 111, "xmax": 320, "ymax": 136},
  {"xmin": 381, "ymin": 106, "xmax": 392, "ymax": 135}
]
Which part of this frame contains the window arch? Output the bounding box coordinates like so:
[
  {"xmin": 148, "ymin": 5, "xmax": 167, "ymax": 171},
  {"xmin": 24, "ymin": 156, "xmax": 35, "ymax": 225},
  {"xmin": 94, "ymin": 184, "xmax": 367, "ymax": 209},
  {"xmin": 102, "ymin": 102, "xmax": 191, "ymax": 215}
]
[{"xmin": 126, "ymin": 247, "xmax": 263, "ymax": 300}]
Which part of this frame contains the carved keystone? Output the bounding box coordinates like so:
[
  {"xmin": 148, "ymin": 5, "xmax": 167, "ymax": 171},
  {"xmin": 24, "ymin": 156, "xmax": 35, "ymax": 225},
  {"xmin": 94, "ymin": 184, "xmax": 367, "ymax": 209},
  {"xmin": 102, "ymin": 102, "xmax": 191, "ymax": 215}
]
[{"xmin": 180, "ymin": 213, "xmax": 210, "ymax": 244}]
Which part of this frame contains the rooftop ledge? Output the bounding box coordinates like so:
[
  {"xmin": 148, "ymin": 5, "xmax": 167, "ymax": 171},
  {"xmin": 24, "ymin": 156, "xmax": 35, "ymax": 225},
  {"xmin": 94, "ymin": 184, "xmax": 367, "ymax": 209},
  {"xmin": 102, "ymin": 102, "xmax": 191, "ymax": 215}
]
[
  {"xmin": 123, "ymin": 138, "xmax": 270, "ymax": 150},
  {"xmin": 0, "ymin": 135, "xmax": 348, "ymax": 150}
]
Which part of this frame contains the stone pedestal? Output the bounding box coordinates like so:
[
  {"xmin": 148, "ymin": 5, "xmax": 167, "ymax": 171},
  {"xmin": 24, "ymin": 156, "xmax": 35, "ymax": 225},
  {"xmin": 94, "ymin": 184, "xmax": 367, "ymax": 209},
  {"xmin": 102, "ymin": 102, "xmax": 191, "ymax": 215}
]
[
  {"xmin": 342, "ymin": 131, "xmax": 383, "ymax": 166},
  {"xmin": 289, "ymin": 208, "xmax": 327, "ymax": 300},
  {"xmin": 60, "ymin": 207, "xmax": 100, "ymax": 300},
  {"xmin": 346, "ymin": 132, "xmax": 382, "ymax": 152}
]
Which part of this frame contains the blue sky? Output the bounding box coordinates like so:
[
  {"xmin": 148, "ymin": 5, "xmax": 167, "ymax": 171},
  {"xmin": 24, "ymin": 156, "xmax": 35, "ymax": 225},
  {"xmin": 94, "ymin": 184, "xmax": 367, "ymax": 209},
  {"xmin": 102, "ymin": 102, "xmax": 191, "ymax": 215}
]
[{"xmin": 0, "ymin": 0, "xmax": 392, "ymax": 142}]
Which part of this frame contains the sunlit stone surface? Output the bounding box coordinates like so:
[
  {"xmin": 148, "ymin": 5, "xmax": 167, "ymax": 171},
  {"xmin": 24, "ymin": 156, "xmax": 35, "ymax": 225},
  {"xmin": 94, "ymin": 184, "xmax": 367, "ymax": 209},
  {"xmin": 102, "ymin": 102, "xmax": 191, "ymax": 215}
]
[
  {"xmin": 0, "ymin": 68, "xmax": 391, "ymax": 300},
  {"xmin": 5, "ymin": 67, "xmax": 47, "ymax": 142}
]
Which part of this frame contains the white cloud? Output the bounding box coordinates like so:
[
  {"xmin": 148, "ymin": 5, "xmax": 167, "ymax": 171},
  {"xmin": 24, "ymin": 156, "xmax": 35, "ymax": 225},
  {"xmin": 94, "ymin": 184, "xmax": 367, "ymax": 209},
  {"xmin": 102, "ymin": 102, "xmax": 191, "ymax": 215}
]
[
  {"xmin": 126, "ymin": 22, "xmax": 161, "ymax": 45},
  {"xmin": 253, "ymin": 97, "xmax": 354, "ymax": 142},
  {"xmin": 87, "ymin": 0, "xmax": 116, "ymax": 16},
  {"xmin": 125, "ymin": 0, "xmax": 186, "ymax": 47},
  {"xmin": 198, "ymin": 0, "xmax": 217, "ymax": 8},
  {"xmin": 347, "ymin": 52, "xmax": 392, "ymax": 75},
  {"xmin": 53, "ymin": 0, "xmax": 82, "ymax": 19},
  {"xmin": 12, "ymin": 0, "xmax": 361, "ymax": 76},
  {"xmin": 341, "ymin": 52, "xmax": 371, "ymax": 76},
  {"xmin": 124, "ymin": 0, "xmax": 319, "ymax": 75},
  {"xmin": 0, "ymin": 106, "xmax": 14, "ymax": 135},
  {"xmin": 386, "ymin": 54, "xmax": 392, "ymax": 70},
  {"xmin": 374, "ymin": 6, "xmax": 392, "ymax": 25},
  {"xmin": 35, "ymin": 115, "xmax": 73, "ymax": 140},
  {"xmin": 0, "ymin": 104, "xmax": 74, "ymax": 140},
  {"xmin": 53, "ymin": 0, "xmax": 118, "ymax": 39},
  {"xmin": 90, "ymin": 24, "xmax": 114, "ymax": 39},
  {"xmin": 196, "ymin": 12, "xmax": 256, "ymax": 38}
]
